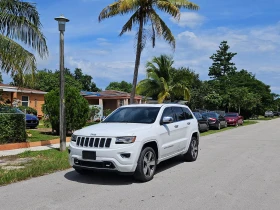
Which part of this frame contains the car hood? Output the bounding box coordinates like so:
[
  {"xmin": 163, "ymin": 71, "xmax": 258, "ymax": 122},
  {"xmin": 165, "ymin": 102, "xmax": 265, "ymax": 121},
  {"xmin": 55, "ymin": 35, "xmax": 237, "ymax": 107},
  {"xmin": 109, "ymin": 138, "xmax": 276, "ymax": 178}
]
[
  {"xmin": 26, "ymin": 114, "xmax": 38, "ymax": 120},
  {"xmin": 74, "ymin": 123, "xmax": 153, "ymax": 137}
]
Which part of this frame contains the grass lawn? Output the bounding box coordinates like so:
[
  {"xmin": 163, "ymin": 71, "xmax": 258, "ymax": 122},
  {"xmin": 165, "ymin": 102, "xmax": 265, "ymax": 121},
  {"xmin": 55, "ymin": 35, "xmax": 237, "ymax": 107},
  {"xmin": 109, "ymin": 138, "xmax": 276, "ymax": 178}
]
[
  {"xmin": 27, "ymin": 130, "xmax": 59, "ymax": 142},
  {"xmin": 200, "ymin": 120, "xmax": 258, "ymax": 136},
  {"xmin": 0, "ymin": 149, "xmax": 70, "ymax": 186}
]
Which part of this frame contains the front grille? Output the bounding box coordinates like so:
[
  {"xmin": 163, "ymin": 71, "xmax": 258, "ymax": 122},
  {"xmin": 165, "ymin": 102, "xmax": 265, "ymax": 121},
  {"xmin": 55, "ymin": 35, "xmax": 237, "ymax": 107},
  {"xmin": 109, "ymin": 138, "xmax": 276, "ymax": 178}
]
[
  {"xmin": 75, "ymin": 159, "xmax": 115, "ymax": 169},
  {"xmin": 76, "ymin": 137, "xmax": 112, "ymax": 148}
]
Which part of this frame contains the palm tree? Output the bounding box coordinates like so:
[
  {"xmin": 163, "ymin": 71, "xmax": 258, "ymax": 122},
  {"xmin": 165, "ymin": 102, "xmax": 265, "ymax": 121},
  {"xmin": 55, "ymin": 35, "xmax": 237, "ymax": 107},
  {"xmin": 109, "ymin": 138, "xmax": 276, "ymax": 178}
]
[
  {"xmin": 99, "ymin": 0, "xmax": 199, "ymax": 104},
  {"xmin": 0, "ymin": 0, "xmax": 48, "ymax": 85},
  {"xmin": 137, "ymin": 55, "xmax": 190, "ymax": 103}
]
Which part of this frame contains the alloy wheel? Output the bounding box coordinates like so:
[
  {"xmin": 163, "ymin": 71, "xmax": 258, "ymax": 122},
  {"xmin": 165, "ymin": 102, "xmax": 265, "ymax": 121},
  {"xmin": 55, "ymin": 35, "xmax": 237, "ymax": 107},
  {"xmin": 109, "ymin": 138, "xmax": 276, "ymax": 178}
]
[
  {"xmin": 143, "ymin": 151, "xmax": 156, "ymax": 178},
  {"xmin": 191, "ymin": 140, "xmax": 198, "ymax": 159}
]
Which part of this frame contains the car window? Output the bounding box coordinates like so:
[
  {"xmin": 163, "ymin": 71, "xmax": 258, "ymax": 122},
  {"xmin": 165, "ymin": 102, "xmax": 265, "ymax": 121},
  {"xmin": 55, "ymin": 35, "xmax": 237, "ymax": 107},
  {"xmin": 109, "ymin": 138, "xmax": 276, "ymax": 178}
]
[
  {"xmin": 161, "ymin": 107, "xmax": 175, "ymax": 122},
  {"xmin": 193, "ymin": 112, "xmax": 201, "ymax": 119},
  {"xmin": 173, "ymin": 107, "xmax": 185, "ymax": 121},
  {"xmin": 182, "ymin": 107, "xmax": 193, "ymax": 119}
]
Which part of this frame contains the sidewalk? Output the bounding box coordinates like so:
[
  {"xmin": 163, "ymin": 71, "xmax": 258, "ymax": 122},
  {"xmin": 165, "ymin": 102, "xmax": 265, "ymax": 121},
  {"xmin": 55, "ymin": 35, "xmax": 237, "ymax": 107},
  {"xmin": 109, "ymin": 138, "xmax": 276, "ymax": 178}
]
[{"xmin": 0, "ymin": 142, "xmax": 70, "ymax": 157}]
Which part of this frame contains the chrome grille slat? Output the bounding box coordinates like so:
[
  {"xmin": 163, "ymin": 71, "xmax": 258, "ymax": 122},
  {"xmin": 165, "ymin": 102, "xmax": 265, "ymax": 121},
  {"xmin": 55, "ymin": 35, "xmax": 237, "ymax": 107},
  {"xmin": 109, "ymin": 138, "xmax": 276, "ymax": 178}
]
[{"xmin": 76, "ymin": 137, "xmax": 112, "ymax": 148}]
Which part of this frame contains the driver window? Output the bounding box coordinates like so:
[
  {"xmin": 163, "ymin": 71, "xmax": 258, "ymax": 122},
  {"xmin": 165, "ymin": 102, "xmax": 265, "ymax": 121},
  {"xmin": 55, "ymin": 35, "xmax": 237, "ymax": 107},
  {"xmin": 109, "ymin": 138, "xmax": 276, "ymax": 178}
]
[{"xmin": 161, "ymin": 107, "xmax": 175, "ymax": 122}]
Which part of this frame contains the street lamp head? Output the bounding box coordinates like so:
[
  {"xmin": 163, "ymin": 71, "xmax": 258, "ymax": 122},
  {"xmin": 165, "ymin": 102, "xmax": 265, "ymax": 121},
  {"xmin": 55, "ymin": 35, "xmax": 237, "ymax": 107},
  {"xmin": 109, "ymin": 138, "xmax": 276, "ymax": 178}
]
[{"xmin": 54, "ymin": 15, "xmax": 69, "ymax": 32}]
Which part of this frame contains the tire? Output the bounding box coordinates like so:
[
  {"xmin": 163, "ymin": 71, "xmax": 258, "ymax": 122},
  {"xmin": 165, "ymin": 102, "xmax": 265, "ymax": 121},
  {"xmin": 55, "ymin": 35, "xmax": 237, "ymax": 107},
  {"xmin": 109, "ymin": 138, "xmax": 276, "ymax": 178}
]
[
  {"xmin": 134, "ymin": 147, "xmax": 157, "ymax": 182},
  {"xmin": 74, "ymin": 168, "xmax": 88, "ymax": 175},
  {"xmin": 183, "ymin": 136, "xmax": 198, "ymax": 162},
  {"xmin": 217, "ymin": 123, "xmax": 221, "ymax": 130}
]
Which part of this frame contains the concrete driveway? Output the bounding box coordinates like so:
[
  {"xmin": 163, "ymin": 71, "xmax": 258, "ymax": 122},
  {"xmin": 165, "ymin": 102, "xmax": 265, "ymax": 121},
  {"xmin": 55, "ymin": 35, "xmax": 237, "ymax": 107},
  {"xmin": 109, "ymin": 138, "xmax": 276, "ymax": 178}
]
[{"xmin": 0, "ymin": 119, "xmax": 280, "ymax": 210}]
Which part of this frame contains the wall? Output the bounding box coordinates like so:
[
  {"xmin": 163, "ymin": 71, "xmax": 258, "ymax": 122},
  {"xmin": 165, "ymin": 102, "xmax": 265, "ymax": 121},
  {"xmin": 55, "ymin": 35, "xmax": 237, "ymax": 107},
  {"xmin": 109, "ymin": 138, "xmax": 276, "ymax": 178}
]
[{"xmin": 15, "ymin": 93, "xmax": 45, "ymax": 116}]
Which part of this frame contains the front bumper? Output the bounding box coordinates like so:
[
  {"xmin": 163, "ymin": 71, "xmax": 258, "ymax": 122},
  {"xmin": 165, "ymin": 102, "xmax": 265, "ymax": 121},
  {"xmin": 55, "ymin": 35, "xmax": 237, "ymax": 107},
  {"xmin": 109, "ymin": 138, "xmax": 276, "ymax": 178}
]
[{"xmin": 68, "ymin": 141, "xmax": 140, "ymax": 173}]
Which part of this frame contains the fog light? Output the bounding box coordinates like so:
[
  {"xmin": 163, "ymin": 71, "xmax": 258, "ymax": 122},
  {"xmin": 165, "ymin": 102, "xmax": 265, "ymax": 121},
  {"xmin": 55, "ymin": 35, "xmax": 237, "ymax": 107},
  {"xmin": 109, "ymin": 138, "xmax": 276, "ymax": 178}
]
[
  {"xmin": 74, "ymin": 158, "xmax": 80, "ymax": 165},
  {"xmin": 120, "ymin": 153, "xmax": 131, "ymax": 158}
]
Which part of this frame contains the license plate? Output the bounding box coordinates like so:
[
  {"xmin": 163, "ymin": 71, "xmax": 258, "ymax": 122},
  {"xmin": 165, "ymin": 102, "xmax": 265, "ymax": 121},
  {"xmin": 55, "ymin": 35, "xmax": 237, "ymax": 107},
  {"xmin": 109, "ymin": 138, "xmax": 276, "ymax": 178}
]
[{"xmin": 82, "ymin": 151, "xmax": 96, "ymax": 160}]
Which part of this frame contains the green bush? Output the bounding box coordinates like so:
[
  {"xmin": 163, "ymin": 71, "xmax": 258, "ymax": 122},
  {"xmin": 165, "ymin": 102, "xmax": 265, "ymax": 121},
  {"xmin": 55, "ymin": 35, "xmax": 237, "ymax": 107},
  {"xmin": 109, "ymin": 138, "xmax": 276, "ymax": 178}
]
[
  {"xmin": 0, "ymin": 113, "xmax": 26, "ymax": 144},
  {"xmin": 18, "ymin": 106, "xmax": 37, "ymax": 116},
  {"xmin": 44, "ymin": 87, "xmax": 89, "ymax": 134}
]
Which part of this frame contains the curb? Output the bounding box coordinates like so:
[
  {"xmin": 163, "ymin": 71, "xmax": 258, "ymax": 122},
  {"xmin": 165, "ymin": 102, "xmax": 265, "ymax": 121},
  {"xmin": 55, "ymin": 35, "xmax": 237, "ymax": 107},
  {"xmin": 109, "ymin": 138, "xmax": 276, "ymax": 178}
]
[{"xmin": 0, "ymin": 137, "xmax": 71, "ymax": 151}]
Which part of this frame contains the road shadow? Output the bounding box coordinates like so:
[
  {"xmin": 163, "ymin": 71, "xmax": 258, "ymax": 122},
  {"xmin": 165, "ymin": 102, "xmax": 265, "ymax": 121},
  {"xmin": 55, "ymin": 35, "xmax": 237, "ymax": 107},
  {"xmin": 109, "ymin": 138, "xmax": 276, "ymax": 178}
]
[{"xmin": 64, "ymin": 155, "xmax": 185, "ymax": 186}]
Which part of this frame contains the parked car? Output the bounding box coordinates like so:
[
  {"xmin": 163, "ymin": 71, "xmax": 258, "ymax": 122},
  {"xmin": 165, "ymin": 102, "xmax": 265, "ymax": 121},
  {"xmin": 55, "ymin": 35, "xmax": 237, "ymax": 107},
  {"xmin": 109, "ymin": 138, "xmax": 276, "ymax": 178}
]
[
  {"xmin": 202, "ymin": 112, "xmax": 227, "ymax": 130},
  {"xmin": 193, "ymin": 112, "xmax": 209, "ymax": 132},
  {"xmin": 264, "ymin": 111, "xmax": 274, "ymax": 117},
  {"xmin": 0, "ymin": 106, "xmax": 39, "ymax": 128},
  {"xmin": 69, "ymin": 104, "xmax": 199, "ymax": 182},
  {"xmin": 15, "ymin": 109, "xmax": 39, "ymax": 128},
  {"xmin": 273, "ymin": 111, "xmax": 280, "ymax": 116},
  {"xmin": 224, "ymin": 112, "xmax": 244, "ymax": 126}
]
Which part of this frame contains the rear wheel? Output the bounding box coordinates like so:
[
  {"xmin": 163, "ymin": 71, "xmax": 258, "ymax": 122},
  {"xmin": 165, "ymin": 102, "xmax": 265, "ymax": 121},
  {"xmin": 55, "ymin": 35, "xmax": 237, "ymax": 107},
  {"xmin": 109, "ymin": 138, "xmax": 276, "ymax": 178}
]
[
  {"xmin": 184, "ymin": 136, "xmax": 198, "ymax": 162},
  {"xmin": 134, "ymin": 147, "xmax": 157, "ymax": 182}
]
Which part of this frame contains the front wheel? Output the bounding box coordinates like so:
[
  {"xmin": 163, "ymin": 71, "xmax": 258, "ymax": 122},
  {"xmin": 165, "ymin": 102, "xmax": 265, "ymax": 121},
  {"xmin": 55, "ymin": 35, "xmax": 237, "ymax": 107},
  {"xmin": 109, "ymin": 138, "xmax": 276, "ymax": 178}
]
[
  {"xmin": 183, "ymin": 136, "xmax": 198, "ymax": 162},
  {"xmin": 134, "ymin": 147, "xmax": 157, "ymax": 182}
]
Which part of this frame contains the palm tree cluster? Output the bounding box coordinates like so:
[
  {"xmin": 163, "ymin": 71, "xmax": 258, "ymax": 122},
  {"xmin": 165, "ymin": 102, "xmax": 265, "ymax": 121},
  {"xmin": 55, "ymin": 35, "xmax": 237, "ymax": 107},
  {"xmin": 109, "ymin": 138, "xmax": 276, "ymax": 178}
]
[
  {"xmin": 137, "ymin": 54, "xmax": 190, "ymax": 103},
  {"xmin": 99, "ymin": 0, "xmax": 199, "ymax": 103},
  {"xmin": 0, "ymin": 0, "xmax": 48, "ymax": 85}
]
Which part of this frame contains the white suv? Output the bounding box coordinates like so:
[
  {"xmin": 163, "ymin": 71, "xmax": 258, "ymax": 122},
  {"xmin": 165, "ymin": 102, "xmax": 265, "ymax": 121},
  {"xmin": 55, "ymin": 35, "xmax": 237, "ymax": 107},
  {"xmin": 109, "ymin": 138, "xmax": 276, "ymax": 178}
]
[{"xmin": 69, "ymin": 104, "xmax": 199, "ymax": 182}]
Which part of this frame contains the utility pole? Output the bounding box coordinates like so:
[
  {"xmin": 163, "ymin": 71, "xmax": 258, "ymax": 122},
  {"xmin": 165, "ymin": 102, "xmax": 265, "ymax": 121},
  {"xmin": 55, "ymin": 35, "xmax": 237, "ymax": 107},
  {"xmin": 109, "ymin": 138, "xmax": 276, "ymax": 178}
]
[{"xmin": 55, "ymin": 15, "xmax": 69, "ymax": 151}]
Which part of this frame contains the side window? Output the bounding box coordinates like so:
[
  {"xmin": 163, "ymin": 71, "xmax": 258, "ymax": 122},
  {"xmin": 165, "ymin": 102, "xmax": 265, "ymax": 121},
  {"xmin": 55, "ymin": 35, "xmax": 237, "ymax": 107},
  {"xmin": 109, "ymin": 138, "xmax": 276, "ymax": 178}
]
[
  {"xmin": 182, "ymin": 107, "xmax": 193, "ymax": 120},
  {"xmin": 173, "ymin": 107, "xmax": 186, "ymax": 121},
  {"xmin": 161, "ymin": 107, "xmax": 175, "ymax": 122}
]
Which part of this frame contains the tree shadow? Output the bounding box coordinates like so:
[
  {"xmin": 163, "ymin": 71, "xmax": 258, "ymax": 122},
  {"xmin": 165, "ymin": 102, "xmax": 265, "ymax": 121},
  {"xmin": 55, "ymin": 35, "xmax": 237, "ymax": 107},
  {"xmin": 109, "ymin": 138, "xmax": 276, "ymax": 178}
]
[{"xmin": 64, "ymin": 155, "xmax": 185, "ymax": 186}]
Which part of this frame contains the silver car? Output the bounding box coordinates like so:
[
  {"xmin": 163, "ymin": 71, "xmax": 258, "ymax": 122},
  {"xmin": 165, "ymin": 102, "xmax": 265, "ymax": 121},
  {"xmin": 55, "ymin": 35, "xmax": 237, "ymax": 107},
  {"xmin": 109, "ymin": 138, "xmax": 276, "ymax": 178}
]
[{"xmin": 264, "ymin": 111, "xmax": 274, "ymax": 117}]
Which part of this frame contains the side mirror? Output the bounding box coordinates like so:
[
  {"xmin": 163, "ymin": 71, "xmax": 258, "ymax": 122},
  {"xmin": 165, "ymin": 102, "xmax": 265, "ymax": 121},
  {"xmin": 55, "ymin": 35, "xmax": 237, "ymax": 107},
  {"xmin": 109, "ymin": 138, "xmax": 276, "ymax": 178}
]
[{"xmin": 162, "ymin": 116, "xmax": 174, "ymax": 124}]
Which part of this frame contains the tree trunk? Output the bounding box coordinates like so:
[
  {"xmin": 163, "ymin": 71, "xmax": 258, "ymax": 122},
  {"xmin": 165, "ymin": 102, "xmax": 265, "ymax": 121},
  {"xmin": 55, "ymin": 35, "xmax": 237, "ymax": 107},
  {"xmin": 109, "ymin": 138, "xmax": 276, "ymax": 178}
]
[{"xmin": 130, "ymin": 12, "xmax": 143, "ymax": 104}]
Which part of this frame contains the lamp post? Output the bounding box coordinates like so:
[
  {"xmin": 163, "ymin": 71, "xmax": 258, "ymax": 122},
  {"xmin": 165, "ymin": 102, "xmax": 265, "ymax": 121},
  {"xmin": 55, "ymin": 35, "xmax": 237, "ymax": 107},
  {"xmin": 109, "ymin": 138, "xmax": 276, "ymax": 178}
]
[{"xmin": 55, "ymin": 15, "xmax": 69, "ymax": 151}]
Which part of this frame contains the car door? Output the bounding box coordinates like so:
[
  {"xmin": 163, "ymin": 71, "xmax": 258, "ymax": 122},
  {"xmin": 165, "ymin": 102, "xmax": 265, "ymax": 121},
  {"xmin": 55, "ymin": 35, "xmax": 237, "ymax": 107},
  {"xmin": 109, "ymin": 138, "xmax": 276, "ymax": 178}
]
[
  {"xmin": 158, "ymin": 107, "xmax": 180, "ymax": 158},
  {"xmin": 172, "ymin": 107, "xmax": 189, "ymax": 152},
  {"xmin": 178, "ymin": 107, "xmax": 194, "ymax": 150}
]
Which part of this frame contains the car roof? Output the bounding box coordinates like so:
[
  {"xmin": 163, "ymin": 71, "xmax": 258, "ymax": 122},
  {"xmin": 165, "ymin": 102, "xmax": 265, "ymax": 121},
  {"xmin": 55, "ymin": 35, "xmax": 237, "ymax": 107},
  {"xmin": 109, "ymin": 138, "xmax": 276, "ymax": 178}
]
[{"xmin": 121, "ymin": 104, "xmax": 189, "ymax": 108}]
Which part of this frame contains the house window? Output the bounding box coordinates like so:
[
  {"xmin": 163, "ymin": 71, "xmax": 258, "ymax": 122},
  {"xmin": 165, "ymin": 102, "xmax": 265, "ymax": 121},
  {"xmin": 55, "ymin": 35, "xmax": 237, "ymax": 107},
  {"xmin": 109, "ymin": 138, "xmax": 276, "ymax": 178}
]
[
  {"xmin": 22, "ymin": 96, "xmax": 29, "ymax": 107},
  {"xmin": 119, "ymin": 99, "xmax": 124, "ymax": 106}
]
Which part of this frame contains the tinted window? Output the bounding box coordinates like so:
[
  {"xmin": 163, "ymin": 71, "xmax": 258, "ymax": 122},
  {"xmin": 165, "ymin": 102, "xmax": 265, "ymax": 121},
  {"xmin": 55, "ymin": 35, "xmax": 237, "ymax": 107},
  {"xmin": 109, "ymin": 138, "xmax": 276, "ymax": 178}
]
[
  {"xmin": 193, "ymin": 112, "xmax": 202, "ymax": 119},
  {"xmin": 225, "ymin": 113, "xmax": 238, "ymax": 117},
  {"xmin": 103, "ymin": 107, "xmax": 160, "ymax": 124},
  {"xmin": 173, "ymin": 107, "xmax": 185, "ymax": 121},
  {"xmin": 203, "ymin": 112, "xmax": 217, "ymax": 118},
  {"xmin": 161, "ymin": 107, "xmax": 175, "ymax": 120},
  {"xmin": 182, "ymin": 107, "xmax": 193, "ymax": 119}
]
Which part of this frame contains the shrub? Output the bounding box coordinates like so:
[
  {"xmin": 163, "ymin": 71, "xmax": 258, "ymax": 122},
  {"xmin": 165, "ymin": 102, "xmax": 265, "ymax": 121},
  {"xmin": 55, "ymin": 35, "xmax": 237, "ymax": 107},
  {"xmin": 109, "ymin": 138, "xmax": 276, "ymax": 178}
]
[
  {"xmin": 44, "ymin": 87, "xmax": 89, "ymax": 134},
  {"xmin": 18, "ymin": 106, "xmax": 37, "ymax": 116},
  {"xmin": 0, "ymin": 112, "xmax": 26, "ymax": 144}
]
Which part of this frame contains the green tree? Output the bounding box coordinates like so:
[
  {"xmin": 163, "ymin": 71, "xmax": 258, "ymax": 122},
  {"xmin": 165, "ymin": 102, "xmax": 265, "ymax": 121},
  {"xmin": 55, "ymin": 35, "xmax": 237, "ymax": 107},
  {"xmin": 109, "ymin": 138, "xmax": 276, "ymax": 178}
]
[
  {"xmin": 106, "ymin": 81, "xmax": 132, "ymax": 93},
  {"xmin": 209, "ymin": 41, "xmax": 237, "ymax": 79},
  {"xmin": 137, "ymin": 55, "xmax": 190, "ymax": 103},
  {"xmin": 44, "ymin": 87, "xmax": 89, "ymax": 134},
  {"xmin": 99, "ymin": 0, "xmax": 199, "ymax": 103},
  {"xmin": 0, "ymin": 0, "xmax": 48, "ymax": 85}
]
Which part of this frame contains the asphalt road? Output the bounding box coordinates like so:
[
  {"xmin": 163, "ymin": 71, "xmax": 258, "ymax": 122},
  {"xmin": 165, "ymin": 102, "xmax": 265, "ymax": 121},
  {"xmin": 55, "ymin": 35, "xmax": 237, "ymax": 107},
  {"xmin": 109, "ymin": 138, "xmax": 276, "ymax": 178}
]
[{"xmin": 1, "ymin": 119, "xmax": 280, "ymax": 210}]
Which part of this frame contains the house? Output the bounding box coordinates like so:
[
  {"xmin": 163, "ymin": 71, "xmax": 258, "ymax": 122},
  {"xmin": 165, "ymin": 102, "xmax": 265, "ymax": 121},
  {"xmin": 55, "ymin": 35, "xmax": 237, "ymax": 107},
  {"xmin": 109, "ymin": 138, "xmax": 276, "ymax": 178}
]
[
  {"xmin": 0, "ymin": 84, "xmax": 47, "ymax": 117},
  {"xmin": 83, "ymin": 90, "xmax": 143, "ymax": 113}
]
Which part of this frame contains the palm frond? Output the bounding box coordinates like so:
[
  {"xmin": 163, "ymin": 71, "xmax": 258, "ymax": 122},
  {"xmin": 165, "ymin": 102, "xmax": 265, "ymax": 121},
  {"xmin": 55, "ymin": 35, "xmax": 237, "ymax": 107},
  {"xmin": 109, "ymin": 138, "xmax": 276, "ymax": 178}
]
[
  {"xmin": 157, "ymin": 91, "xmax": 170, "ymax": 103},
  {"xmin": 0, "ymin": 0, "xmax": 48, "ymax": 58},
  {"xmin": 0, "ymin": 34, "xmax": 36, "ymax": 85},
  {"xmin": 156, "ymin": 0, "xmax": 180, "ymax": 19},
  {"xmin": 167, "ymin": 0, "xmax": 199, "ymax": 10},
  {"xmin": 149, "ymin": 10, "xmax": 175, "ymax": 49}
]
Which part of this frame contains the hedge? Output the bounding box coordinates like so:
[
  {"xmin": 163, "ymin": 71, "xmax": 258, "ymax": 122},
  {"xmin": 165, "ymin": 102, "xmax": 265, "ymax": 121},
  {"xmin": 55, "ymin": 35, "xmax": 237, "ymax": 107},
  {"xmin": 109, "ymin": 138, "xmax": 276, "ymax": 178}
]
[{"xmin": 0, "ymin": 113, "xmax": 26, "ymax": 144}]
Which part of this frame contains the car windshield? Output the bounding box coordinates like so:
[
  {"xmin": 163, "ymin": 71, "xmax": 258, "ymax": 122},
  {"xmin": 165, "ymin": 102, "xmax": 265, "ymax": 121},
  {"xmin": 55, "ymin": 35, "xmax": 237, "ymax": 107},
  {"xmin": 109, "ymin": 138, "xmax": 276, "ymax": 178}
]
[
  {"xmin": 225, "ymin": 113, "xmax": 238, "ymax": 117},
  {"xmin": 102, "ymin": 107, "xmax": 160, "ymax": 124}
]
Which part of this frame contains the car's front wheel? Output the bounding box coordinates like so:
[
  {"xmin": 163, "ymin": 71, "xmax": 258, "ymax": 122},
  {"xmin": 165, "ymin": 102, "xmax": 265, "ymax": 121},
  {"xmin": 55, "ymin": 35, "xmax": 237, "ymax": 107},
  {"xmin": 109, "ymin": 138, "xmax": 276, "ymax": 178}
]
[
  {"xmin": 134, "ymin": 147, "xmax": 157, "ymax": 182},
  {"xmin": 183, "ymin": 136, "xmax": 198, "ymax": 162}
]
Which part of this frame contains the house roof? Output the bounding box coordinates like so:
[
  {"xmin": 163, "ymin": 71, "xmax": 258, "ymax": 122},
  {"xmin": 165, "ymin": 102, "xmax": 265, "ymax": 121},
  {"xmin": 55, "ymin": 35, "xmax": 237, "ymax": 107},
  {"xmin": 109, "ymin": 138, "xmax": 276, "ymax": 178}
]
[
  {"xmin": 0, "ymin": 84, "xmax": 48, "ymax": 95},
  {"xmin": 84, "ymin": 90, "xmax": 142, "ymax": 100}
]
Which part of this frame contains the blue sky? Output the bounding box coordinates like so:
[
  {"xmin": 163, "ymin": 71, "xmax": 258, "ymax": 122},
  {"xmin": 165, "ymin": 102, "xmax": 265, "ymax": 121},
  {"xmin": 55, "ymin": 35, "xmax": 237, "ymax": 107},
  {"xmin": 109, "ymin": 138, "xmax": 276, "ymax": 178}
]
[{"xmin": 2, "ymin": 0, "xmax": 280, "ymax": 94}]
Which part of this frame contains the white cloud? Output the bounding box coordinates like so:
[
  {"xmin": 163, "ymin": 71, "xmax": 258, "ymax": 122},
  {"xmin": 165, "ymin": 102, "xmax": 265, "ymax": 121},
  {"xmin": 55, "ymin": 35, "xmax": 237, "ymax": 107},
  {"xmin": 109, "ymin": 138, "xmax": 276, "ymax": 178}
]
[{"xmin": 171, "ymin": 12, "xmax": 205, "ymax": 28}]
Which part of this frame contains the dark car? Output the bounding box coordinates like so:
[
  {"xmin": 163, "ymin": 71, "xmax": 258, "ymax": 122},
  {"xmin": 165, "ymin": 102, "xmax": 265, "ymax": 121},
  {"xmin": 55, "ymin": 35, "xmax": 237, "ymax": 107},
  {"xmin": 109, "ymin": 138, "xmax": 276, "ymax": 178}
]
[
  {"xmin": 224, "ymin": 112, "xmax": 244, "ymax": 126},
  {"xmin": 202, "ymin": 112, "xmax": 227, "ymax": 130},
  {"xmin": 193, "ymin": 112, "xmax": 209, "ymax": 132},
  {"xmin": 273, "ymin": 111, "xmax": 280, "ymax": 116},
  {"xmin": 16, "ymin": 109, "xmax": 39, "ymax": 128}
]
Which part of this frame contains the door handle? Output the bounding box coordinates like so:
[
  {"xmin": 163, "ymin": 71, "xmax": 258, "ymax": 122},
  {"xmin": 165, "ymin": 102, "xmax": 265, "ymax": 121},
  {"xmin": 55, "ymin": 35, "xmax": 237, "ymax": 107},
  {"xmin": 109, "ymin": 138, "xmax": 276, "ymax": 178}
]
[
  {"xmin": 174, "ymin": 125, "xmax": 179, "ymax": 128},
  {"xmin": 187, "ymin": 122, "xmax": 191, "ymax": 125}
]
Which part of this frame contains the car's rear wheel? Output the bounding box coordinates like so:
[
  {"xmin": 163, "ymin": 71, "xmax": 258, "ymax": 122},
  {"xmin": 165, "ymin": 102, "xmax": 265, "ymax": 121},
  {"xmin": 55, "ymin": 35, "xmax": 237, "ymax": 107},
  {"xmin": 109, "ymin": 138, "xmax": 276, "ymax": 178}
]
[
  {"xmin": 183, "ymin": 136, "xmax": 198, "ymax": 162},
  {"xmin": 134, "ymin": 147, "xmax": 157, "ymax": 182}
]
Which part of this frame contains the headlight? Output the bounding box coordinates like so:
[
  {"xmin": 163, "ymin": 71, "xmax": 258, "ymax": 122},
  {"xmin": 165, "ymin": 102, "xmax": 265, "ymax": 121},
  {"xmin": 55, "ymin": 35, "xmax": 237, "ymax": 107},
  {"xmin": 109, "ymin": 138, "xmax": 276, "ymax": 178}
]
[
  {"xmin": 71, "ymin": 134, "xmax": 77, "ymax": 142},
  {"xmin": 115, "ymin": 136, "xmax": 136, "ymax": 144}
]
